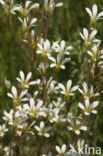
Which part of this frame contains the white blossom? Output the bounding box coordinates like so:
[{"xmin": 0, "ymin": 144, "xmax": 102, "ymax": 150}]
[
  {"xmin": 16, "ymin": 71, "xmax": 36, "ymax": 89},
  {"xmin": 18, "ymin": 17, "xmax": 37, "ymax": 32},
  {"xmin": 86, "ymin": 4, "xmax": 103, "ymax": 25},
  {"xmin": 58, "ymin": 80, "xmax": 79, "ymax": 98},
  {"xmin": 49, "ymin": 54, "xmax": 70, "ymax": 70},
  {"xmin": 36, "ymin": 39, "xmax": 51, "ymax": 58},
  {"xmin": 0, "ymin": 124, "xmax": 8, "ymax": 137},
  {"xmin": 0, "ymin": 0, "xmax": 20, "ymax": 15},
  {"xmin": 44, "ymin": 0, "xmax": 63, "ymax": 14},
  {"xmin": 34, "ymin": 121, "xmax": 51, "ymax": 137},
  {"xmin": 52, "ymin": 40, "xmax": 73, "ymax": 56},
  {"xmin": 79, "ymin": 98, "xmax": 99, "ymax": 115},
  {"xmin": 7, "ymin": 86, "xmax": 28, "ymax": 105},
  {"xmin": 80, "ymin": 28, "xmax": 98, "ymax": 47},
  {"xmin": 78, "ymin": 82, "xmax": 99, "ymax": 99},
  {"xmin": 18, "ymin": 1, "xmax": 39, "ymax": 16},
  {"xmin": 27, "ymin": 98, "xmax": 43, "ymax": 118},
  {"xmin": 67, "ymin": 113, "xmax": 87, "ymax": 135}
]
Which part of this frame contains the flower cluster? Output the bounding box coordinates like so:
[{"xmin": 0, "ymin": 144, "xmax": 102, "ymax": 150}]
[{"xmin": 0, "ymin": 1, "xmax": 102, "ymax": 156}]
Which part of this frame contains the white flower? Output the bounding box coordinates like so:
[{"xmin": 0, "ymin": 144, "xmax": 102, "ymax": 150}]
[
  {"xmin": 34, "ymin": 121, "xmax": 51, "ymax": 137},
  {"xmin": 16, "ymin": 71, "xmax": 36, "ymax": 89},
  {"xmin": 0, "ymin": 0, "xmax": 20, "ymax": 15},
  {"xmin": 79, "ymin": 98, "xmax": 99, "ymax": 116},
  {"xmin": 86, "ymin": 4, "xmax": 103, "ymax": 25},
  {"xmin": 58, "ymin": 80, "xmax": 79, "ymax": 98},
  {"xmin": 44, "ymin": 0, "xmax": 63, "ymax": 15},
  {"xmin": 49, "ymin": 54, "xmax": 70, "ymax": 70},
  {"xmin": 0, "ymin": 124, "xmax": 8, "ymax": 137},
  {"xmin": 7, "ymin": 86, "xmax": 28, "ymax": 105},
  {"xmin": 47, "ymin": 80, "xmax": 59, "ymax": 95},
  {"xmin": 51, "ymin": 113, "xmax": 66, "ymax": 124},
  {"xmin": 56, "ymin": 144, "xmax": 66, "ymax": 156},
  {"xmin": 52, "ymin": 40, "xmax": 73, "ymax": 56},
  {"xmin": 18, "ymin": 17, "xmax": 37, "ymax": 32},
  {"xmin": 67, "ymin": 113, "xmax": 87, "ymax": 135},
  {"xmin": 38, "ymin": 62, "xmax": 49, "ymax": 75},
  {"xmin": 53, "ymin": 98, "xmax": 65, "ymax": 112},
  {"xmin": 18, "ymin": 1, "xmax": 39, "ymax": 16},
  {"xmin": 80, "ymin": 28, "xmax": 98, "ymax": 47},
  {"xmin": 16, "ymin": 104, "xmax": 29, "ymax": 120},
  {"xmin": 87, "ymin": 44, "xmax": 103, "ymax": 65},
  {"xmin": 78, "ymin": 82, "xmax": 99, "ymax": 99},
  {"xmin": 28, "ymin": 98, "xmax": 43, "ymax": 118},
  {"xmin": 36, "ymin": 39, "xmax": 51, "ymax": 58},
  {"xmin": 3, "ymin": 109, "xmax": 13, "ymax": 125}
]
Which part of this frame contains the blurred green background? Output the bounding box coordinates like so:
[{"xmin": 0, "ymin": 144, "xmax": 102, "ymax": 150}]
[{"xmin": 0, "ymin": 0, "xmax": 103, "ymax": 154}]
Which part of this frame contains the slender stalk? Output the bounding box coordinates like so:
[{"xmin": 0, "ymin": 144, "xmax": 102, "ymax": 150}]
[{"xmin": 44, "ymin": 15, "xmax": 51, "ymax": 40}]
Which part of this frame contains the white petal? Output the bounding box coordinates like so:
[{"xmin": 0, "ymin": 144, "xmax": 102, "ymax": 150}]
[
  {"xmin": 67, "ymin": 80, "xmax": 72, "ymax": 90},
  {"xmin": 30, "ymin": 98, "xmax": 35, "ymax": 107},
  {"xmin": 20, "ymin": 90, "xmax": 27, "ymax": 98},
  {"xmin": 58, "ymin": 83, "xmax": 65, "ymax": 91},
  {"xmin": 75, "ymin": 130, "xmax": 80, "ymax": 135},
  {"xmin": 61, "ymin": 144, "xmax": 66, "ymax": 153},
  {"xmin": 92, "ymin": 4, "xmax": 98, "ymax": 17},
  {"xmin": 0, "ymin": 0, "xmax": 5, "ymax": 5},
  {"xmin": 50, "ymin": 63, "xmax": 56, "ymax": 68},
  {"xmin": 20, "ymin": 71, "xmax": 25, "ymax": 81},
  {"xmin": 37, "ymin": 43, "xmax": 43, "ymax": 51},
  {"xmin": 25, "ymin": 1, "xmax": 31, "ymax": 8},
  {"xmin": 36, "ymin": 100, "xmax": 43, "ymax": 109},
  {"xmin": 71, "ymin": 85, "xmax": 79, "ymax": 92},
  {"xmin": 57, "ymin": 54, "xmax": 61, "ymax": 63},
  {"xmin": 12, "ymin": 86, "xmax": 17, "ymax": 97},
  {"xmin": 80, "ymin": 126, "xmax": 87, "ymax": 131},
  {"xmin": 85, "ymin": 98, "xmax": 90, "ymax": 108},
  {"xmin": 79, "ymin": 103, "xmax": 85, "ymax": 110},
  {"xmin": 26, "ymin": 72, "xmax": 32, "ymax": 81},
  {"xmin": 83, "ymin": 28, "xmax": 88, "ymax": 40},
  {"xmin": 91, "ymin": 110, "xmax": 97, "ymax": 114},
  {"xmin": 29, "ymin": 3, "xmax": 39, "ymax": 11},
  {"xmin": 85, "ymin": 8, "xmax": 92, "ymax": 17},
  {"xmin": 44, "ymin": 133, "xmax": 50, "ymax": 137},
  {"xmin": 48, "ymin": 56, "xmax": 56, "ymax": 63},
  {"xmin": 78, "ymin": 88, "xmax": 84, "ymax": 95},
  {"xmin": 44, "ymin": 39, "xmax": 50, "ymax": 51},
  {"xmin": 30, "ymin": 18, "xmax": 37, "ymax": 25},
  {"xmin": 80, "ymin": 33, "xmax": 84, "ymax": 40},
  {"xmin": 61, "ymin": 58, "xmax": 70, "ymax": 64},
  {"xmin": 34, "ymin": 126, "xmax": 40, "ymax": 131},
  {"xmin": 18, "ymin": 17, "xmax": 23, "ymax": 23},
  {"xmin": 90, "ymin": 30, "xmax": 97, "ymax": 40},
  {"xmin": 60, "ymin": 65, "xmax": 65, "ymax": 69},
  {"xmin": 97, "ymin": 11, "xmax": 103, "ymax": 18},
  {"xmin": 84, "ymin": 112, "xmax": 90, "ymax": 116},
  {"xmin": 87, "ymin": 50, "xmax": 93, "ymax": 57},
  {"xmin": 56, "ymin": 146, "xmax": 60, "ymax": 153},
  {"xmin": 83, "ymin": 82, "xmax": 88, "ymax": 93},
  {"xmin": 29, "ymin": 81, "xmax": 36, "ymax": 85},
  {"xmin": 16, "ymin": 78, "xmax": 21, "ymax": 82},
  {"xmin": 7, "ymin": 93, "xmax": 13, "ymax": 98},
  {"xmin": 55, "ymin": 2, "xmax": 63, "ymax": 7},
  {"xmin": 61, "ymin": 40, "xmax": 65, "ymax": 50},
  {"xmin": 92, "ymin": 101, "xmax": 99, "ymax": 108},
  {"xmin": 40, "ymin": 121, "xmax": 44, "ymax": 128}
]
